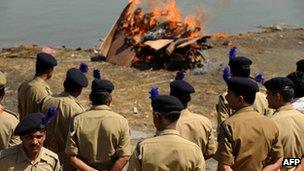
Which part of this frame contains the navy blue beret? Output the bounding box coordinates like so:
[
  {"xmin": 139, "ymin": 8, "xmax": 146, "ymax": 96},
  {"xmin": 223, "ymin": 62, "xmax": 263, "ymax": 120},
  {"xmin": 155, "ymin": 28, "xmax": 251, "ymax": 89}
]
[
  {"xmin": 229, "ymin": 56, "xmax": 252, "ymax": 69},
  {"xmin": 36, "ymin": 52, "xmax": 57, "ymax": 67},
  {"xmin": 66, "ymin": 68, "xmax": 88, "ymax": 88},
  {"xmin": 91, "ymin": 79, "xmax": 114, "ymax": 93},
  {"xmin": 170, "ymin": 80, "xmax": 195, "ymax": 95},
  {"xmin": 264, "ymin": 77, "xmax": 295, "ymax": 91},
  {"xmin": 152, "ymin": 95, "xmax": 184, "ymax": 113},
  {"xmin": 14, "ymin": 113, "xmax": 45, "ymax": 136},
  {"xmin": 227, "ymin": 77, "xmax": 259, "ymax": 93},
  {"xmin": 296, "ymin": 59, "xmax": 304, "ymax": 72}
]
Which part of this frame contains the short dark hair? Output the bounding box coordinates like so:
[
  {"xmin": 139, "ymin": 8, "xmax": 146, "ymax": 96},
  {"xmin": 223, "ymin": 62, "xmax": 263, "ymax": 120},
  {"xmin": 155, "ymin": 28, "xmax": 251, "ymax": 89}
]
[
  {"xmin": 287, "ymin": 71, "xmax": 304, "ymax": 98},
  {"xmin": 170, "ymin": 94, "xmax": 189, "ymax": 108},
  {"xmin": 35, "ymin": 64, "xmax": 53, "ymax": 76},
  {"xmin": 90, "ymin": 92, "xmax": 111, "ymax": 105},
  {"xmin": 63, "ymin": 79, "xmax": 82, "ymax": 93},
  {"xmin": 231, "ymin": 67, "xmax": 250, "ymax": 77},
  {"xmin": 158, "ymin": 112, "xmax": 180, "ymax": 123},
  {"xmin": 279, "ymin": 89, "xmax": 294, "ymax": 102},
  {"xmin": 235, "ymin": 91, "xmax": 256, "ymax": 105}
]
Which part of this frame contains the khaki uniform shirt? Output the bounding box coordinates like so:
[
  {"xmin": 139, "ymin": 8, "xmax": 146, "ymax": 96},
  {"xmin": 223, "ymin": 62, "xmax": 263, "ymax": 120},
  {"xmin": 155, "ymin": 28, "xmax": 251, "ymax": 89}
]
[
  {"xmin": 0, "ymin": 144, "xmax": 61, "ymax": 171},
  {"xmin": 0, "ymin": 105, "xmax": 21, "ymax": 150},
  {"xmin": 215, "ymin": 106, "xmax": 283, "ymax": 171},
  {"xmin": 41, "ymin": 91, "xmax": 85, "ymax": 170},
  {"xmin": 272, "ymin": 105, "xmax": 304, "ymax": 171},
  {"xmin": 177, "ymin": 109, "xmax": 216, "ymax": 159},
  {"xmin": 216, "ymin": 91, "xmax": 273, "ymax": 125},
  {"xmin": 128, "ymin": 129, "xmax": 205, "ymax": 171},
  {"xmin": 65, "ymin": 105, "xmax": 132, "ymax": 170},
  {"xmin": 18, "ymin": 77, "xmax": 52, "ymax": 120}
]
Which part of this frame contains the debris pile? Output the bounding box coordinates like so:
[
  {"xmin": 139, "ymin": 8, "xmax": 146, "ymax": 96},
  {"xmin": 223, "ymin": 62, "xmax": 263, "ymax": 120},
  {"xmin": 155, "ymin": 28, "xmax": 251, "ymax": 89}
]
[{"xmin": 100, "ymin": 0, "xmax": 215, "ymax": 70}]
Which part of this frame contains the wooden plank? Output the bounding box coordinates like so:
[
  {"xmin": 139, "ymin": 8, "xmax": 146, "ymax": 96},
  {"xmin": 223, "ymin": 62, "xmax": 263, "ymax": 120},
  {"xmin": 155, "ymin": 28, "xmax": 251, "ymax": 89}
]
[
  {"xmin": 106, "ymin": 32, "xmax": 135, "ymax": 66},
  {"xmin": 99, "ymin": 2, "xmax": 132, "ymax": 56},
  {"xmin": 143, "ymin": 39, "xmax": 174, "ymax": 51},
  {"xmin": 176, "ymin": 36, "xmax": 204, "ymax": 49}
]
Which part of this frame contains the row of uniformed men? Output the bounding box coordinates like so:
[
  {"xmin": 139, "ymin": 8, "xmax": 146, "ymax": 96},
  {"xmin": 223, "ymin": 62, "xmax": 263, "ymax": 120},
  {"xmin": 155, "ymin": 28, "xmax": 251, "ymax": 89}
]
[
  {"xmin": 215, "ymin": 56, "xmax": 304, "ymax": 171},
  {"xmin": 0, "ymin": 51, "xmax": 303, "ymax": 171},
  {"xmin": 0, "ymin": 52, "xmax": 215, "ymax": 171}
]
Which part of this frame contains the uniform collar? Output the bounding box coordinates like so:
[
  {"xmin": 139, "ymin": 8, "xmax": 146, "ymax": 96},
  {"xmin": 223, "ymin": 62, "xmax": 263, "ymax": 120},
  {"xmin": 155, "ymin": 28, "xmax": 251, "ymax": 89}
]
[
  {"xmin": 16, "ymin": 145, "xmax": 48, "ymax": 165},
  {"xmin": 233, "ymin": 106, "xmax": 255, "ymax": 115},
  {"xmin": 59, "ymin": 91, "xmax": 80, "ymax": 102},
  {"xmin": 156, "ymin": 129, "xmax": 180, "ymax": 136},
  {"xmin": 180, "ymin": 108, "xmax": 191, "ymax": 116},
  {"xmin": 276, "ymin": 104, "xmax": 294, "ymax": 113},
  {"xmin": 59, "ymin": 91, "xmax": 74, "ymax": 98},
  {"xmin": 34, "ymin": 76, "xmax": 49, "ymax": 87},
  {"xmin": 91, "ymin": 105, "xmax": 111, "ymax": 111}
]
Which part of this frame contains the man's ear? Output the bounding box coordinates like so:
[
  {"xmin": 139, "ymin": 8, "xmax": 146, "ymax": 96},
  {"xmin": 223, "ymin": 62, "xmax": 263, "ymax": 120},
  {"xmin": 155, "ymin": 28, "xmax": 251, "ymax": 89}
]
[
  {"xmin": 275, "ymin": 92, "xmax": 281, "ymax": 101},
  {"xmin": 238, "ymin": 95, "xmax": 245, "ymax": 105}
]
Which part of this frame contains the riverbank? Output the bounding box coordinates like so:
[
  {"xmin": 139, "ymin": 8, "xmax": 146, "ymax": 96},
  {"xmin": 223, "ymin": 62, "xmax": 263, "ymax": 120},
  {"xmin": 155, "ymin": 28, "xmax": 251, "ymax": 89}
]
[{"xmin": 1, "ymin": 28, "xmax": 304, "ymax": 170}]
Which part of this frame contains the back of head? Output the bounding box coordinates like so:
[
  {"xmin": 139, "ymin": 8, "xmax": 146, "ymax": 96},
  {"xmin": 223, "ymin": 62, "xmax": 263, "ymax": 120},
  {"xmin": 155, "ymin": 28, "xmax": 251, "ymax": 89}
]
[
  {"xmin": 35, "ymin": 53, "xmax": 57, "ymax": 76},
  {"xmin": 296, "ymin": 59, "xmax": 304, "ymax": 72},
  {"xmin": 152, "ymin": 95, "xmax": 184, "ymax": 122},
  {"xmin": 170, "ymin": 80, "xmax": 195, "ymax": 108},
  {"xmin": 90, "ymin": 79, "xmax": 114, "ymax": 105},
  {"xmin": 64, "ymin": 68, "xmax": 88, "ymax": 93},
  {"xmin": 227, "ymin": 77, "xmax": 259, "ymax": 105},
  {"xmin": 287, "ymin": 71, "xmax": 304, "ymax": 98},
  {"xmin": 264, "ymin": 77, "xmax": 295, "ymax": 102},
  {"xmin": 228, "ymin": 56, "xmax": 252, "ymax": 77}
]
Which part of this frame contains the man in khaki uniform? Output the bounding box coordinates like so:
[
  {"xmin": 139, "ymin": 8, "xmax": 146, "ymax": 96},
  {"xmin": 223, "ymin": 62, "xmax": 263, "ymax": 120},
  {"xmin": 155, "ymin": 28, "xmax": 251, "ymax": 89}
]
[
  {"xmin": 41, "ymin": 68, "xmax": 88, "ymax": 171},
  {"xmin": 287, "ymin": 71, "xmax": 304, "ymax": 113},
  {"xmin": 128, "ymin": 95, "xmax": 205, "ymax": 171},
  {"xmin": 65, "ymin": 77, "xmax": 131, "ymax": 171},
  {"xmin": 215, "ymin": 77, "xmax": 283, "ymax": 171},
  {"xmin": 216, "ymin": 56, "xmax": 273, "ymax": 125},
  {"xmin": 18, "ymin": 52, "xmax": 57, "ymax": 120},
  {"xmin": 265, "ymin": 77, "xmax": 304, "ymax": 171},
  {"xmin": 0, "ymin": 71, "xmax": 21, "ymax": 150},
  {"xmin": 0, "ymin": 113, "xmax": 61, "ymax": 171},
  {"xmin": 170, "ymin": 79, "xmax": 216, "ymax": 159}
]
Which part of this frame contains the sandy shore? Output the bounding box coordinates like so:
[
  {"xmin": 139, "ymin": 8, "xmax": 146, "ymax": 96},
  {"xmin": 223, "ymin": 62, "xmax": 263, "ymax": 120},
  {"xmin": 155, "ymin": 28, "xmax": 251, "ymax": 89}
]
[{"xmin": 1, "ymin": 28, "xmax": 304, "ymax": 170}]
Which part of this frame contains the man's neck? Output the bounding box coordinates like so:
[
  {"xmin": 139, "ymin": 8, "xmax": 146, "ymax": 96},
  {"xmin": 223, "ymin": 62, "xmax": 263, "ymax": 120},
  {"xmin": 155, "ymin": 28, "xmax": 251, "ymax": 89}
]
[
  {"xmin": 36, "ymin": 74, "xmax": 48, "ymax": 81},
  {"xmin": 276, "ymin": 102, "xmax": 291, "ymax": 110},
  {"xmin": 234, "ymin": 104, "xmax": 251, "ymax": 111},
  {"xmin": 23, "ymin": 146, "xmax": 40, "ymax": 162},
  {"xmin": 158, "ymin": 121, "xmax": 177, "ymax": 131}
]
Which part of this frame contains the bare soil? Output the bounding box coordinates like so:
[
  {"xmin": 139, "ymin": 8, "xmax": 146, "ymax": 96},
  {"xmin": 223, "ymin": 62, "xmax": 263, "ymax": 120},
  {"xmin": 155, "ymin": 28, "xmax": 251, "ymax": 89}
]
[{"xmin": 1, "ymin": 28, "xmax": 304, "ymax": 170}]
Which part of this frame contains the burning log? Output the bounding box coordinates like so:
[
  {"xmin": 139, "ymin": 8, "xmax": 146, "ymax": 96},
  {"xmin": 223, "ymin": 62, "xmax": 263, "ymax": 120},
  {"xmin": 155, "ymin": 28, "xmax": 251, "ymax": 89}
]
[{"xmin": 99, "ymin": 1, "xmax": 215, "ymax": 71}]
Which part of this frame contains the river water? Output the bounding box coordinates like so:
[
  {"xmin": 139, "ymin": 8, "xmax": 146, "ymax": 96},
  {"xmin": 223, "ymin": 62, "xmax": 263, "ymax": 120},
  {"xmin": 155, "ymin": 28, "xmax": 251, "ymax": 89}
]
[{"xmin": 0, "ymin": 0, "xmax": 303, "ymax": 48}]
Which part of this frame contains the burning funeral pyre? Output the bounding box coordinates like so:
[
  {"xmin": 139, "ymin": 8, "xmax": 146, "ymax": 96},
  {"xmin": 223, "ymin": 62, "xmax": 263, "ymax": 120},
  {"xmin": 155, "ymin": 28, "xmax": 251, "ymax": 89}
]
[{"xmin": 99, "ymin": 0, "xmax": 217, "ymax": 70}]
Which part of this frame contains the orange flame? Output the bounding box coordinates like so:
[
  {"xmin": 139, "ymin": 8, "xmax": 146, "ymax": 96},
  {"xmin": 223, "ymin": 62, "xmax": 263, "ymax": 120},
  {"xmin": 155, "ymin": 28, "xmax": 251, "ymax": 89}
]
[
  {"xmin": 211, "ymin": 33, "xmax": 230, "ymax": 39},
  {"xmin": 122, "ymin": 0, "xmax": 209, "ymax": 41},
  {"xmin": 129, "ymin": 0, "xmax": 141, "ymax": 4},
  {"xmin": 162, "ymin": 0, "xmax": 181, "ymax": 22}
]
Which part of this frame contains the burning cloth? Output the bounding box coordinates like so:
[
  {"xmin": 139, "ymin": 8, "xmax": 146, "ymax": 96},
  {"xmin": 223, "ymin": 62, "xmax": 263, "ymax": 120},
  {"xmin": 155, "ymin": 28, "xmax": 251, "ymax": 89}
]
[{"xmin": 99, "ymin": 0, "xmax": 212, "ymax": 70}]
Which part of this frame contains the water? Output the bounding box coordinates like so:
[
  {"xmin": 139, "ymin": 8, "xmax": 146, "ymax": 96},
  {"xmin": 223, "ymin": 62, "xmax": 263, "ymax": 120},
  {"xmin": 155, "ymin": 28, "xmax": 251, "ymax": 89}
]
[{"xmin": 0, "ymin": 0, "xmax": 303, "ymax": 49}]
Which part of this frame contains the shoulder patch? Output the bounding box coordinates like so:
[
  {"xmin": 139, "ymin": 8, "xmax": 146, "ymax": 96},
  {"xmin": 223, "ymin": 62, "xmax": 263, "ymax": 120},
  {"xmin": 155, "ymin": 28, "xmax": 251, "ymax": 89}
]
[
  {"xmin": 43, "ymin": 147, "xmax": 59, "ymax": 160},
  {"xmin": 3, "ymin": 109, "xmax": 19, "ymax": 119}
]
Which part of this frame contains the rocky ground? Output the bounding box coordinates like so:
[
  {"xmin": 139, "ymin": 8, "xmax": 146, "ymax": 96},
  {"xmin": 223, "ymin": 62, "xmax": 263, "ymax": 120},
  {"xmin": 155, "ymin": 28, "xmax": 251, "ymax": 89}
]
[{"xmin": 1, "ymin": 28, "xmax": 304, "ymax": 170}]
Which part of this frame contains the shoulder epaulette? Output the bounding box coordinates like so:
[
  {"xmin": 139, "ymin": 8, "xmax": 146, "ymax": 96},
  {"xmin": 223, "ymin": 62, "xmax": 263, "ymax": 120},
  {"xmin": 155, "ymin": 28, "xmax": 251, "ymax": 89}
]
[
  {"xmin": 3, "ymin": 109, "xmax": 19, "ymax": 120},
  {"xmin": 43, "ymin": 147, "xmax": 59, "ymax": 160}
]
